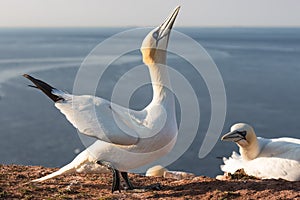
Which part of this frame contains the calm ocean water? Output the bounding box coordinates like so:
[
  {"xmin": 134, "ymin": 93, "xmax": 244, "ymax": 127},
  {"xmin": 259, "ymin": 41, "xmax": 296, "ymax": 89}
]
[{"xmin": 0, "ymin": 27, "xmax": 300, "ymax": 177}]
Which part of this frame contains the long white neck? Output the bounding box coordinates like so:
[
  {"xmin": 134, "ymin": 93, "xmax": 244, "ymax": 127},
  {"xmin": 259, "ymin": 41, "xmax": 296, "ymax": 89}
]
[
  {"xmin": 141, "ymin": 48, "xmax": 174, "ymax": 106},
  {"xmin": 148, "ymin": 63, "xmax": 173, "ymax": 104}
]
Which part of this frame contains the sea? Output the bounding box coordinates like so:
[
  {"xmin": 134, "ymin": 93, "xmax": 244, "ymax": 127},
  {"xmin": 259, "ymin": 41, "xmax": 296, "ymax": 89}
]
[{"xmin": 0, "ymin": 27, "xmax": 299, "ymax": 178}]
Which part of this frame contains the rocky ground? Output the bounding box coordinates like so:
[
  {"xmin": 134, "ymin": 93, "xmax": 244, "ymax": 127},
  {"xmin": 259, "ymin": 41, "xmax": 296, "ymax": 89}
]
[{"xmin": 0, "ymin": 164, "xmax": 299, "ymax": 199}]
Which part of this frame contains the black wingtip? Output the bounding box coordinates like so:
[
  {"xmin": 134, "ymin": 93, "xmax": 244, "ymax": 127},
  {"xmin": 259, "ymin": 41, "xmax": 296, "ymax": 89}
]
[
  {"xmin": 28, "ymin": 85, "xmax": 38, "ymax": 89},
  {"xmin": 23, "ymin": 74, "xmax": 30, "ymax": 78},
  {"xmin": 23, "ymin": 74, "xmax": 64, "ymax": 102},
  {"xmin": 23, "ymin": 74, "xmax": 38, "ymax": 84}
]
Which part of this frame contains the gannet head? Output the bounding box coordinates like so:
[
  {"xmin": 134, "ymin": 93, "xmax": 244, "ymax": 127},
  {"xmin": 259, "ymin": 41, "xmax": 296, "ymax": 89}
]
[
  {"xmin": 221, "ymin": 123, "xmax": 260, "ymax": 160},
  {"xmin": 141, "ymin": 6, "xmax": 180, "ymax": 65},
  {"xmin": 221, "ymin": 123, "xmax": 257, "ymax": 147}
]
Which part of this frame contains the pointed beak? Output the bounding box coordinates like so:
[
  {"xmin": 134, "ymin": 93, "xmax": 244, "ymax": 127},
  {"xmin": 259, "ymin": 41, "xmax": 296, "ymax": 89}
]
[
  {"xmin": 157, "ymin": 6, "xmax": 180, "ymax": 42},
  {"xmin": 221, "ymin": 130, "xmax": 247, "ymax": 142}
]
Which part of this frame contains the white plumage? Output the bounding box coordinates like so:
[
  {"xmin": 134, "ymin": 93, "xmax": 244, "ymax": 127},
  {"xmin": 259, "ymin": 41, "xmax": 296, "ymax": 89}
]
[
  {"xmin": 24, "ymin": 6, "xmax": 180, "ymax": 190},
  {"xmin": 220, "ymin": 123, "xmax": 300, "ymax": 181}
]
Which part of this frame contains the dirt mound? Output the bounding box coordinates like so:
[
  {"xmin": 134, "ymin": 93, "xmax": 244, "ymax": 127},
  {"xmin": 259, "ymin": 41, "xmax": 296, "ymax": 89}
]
[{"xmin": 0, "ymin": 164, "xmax": 299, "ymax": 199}]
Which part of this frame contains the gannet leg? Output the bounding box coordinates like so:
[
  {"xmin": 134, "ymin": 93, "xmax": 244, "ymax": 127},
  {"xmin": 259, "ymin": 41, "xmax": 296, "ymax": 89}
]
[
  {"xmin": 96, "ymin": 160, "xmax": 121, "ymax": 193},
  {"xmin": 121, "ymin": 171, "xmax": 162, "ymax": 192},
  {"xmin": 112, "ymin": 169, "xmax": 121, "ymax": 193},
  {"xmin": 121, "ymin": 172, "xmax": 134, "ymax": 190}
]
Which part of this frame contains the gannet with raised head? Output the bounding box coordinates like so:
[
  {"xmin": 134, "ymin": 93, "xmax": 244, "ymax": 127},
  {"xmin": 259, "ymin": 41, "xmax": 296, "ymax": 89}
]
[
  {"xmin": 23, "ymin": 6, "xmax": 180, "ymax": 192},
  {"xmin": 219, "ymin": 123, "xmax": 300, "ymax": 181}
]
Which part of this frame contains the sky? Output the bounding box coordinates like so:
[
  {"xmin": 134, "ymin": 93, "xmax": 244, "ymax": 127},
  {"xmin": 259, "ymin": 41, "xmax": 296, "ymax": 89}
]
[{"xmin": 0, "ymin": 0, "xmax": 300, "ymax": 27}]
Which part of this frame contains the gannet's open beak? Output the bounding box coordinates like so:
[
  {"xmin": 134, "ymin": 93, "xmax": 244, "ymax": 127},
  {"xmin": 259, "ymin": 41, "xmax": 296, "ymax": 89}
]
[
  {"xmin": 155, "ymin": 6, "xmax": 180, "ymax": 45},
  {"xmin": 221, "ymin": 130, "xmax": 247, "ymax": 142}
]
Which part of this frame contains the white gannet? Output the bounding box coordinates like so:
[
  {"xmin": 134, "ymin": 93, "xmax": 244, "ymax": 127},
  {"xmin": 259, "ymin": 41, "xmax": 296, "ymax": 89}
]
[
  {"xmin": 23, "ymin": 6, "xmax": 180, "ymax": 192},
  {"xmin": 219, "ymin": 123, "xmax": 300, "ymax": 181}
]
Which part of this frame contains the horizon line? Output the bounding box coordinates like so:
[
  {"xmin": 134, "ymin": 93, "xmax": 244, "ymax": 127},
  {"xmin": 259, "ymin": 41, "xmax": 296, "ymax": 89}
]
[{"xmin": 0, "ymin": 25, "xmax": 300, "ymax": 29}]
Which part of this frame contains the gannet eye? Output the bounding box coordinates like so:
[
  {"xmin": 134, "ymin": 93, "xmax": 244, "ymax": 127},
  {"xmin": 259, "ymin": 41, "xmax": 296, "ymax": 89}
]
[
  {"xmin": 152, "ymin": 31, "xmax": 159, "ymax": 39},
  {"xmin": 237, "ymin": 131, "xmax": 247, "ymax": 138}
]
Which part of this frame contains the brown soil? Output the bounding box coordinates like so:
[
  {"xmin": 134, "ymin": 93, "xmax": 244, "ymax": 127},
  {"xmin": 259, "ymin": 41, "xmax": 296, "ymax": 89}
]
[{"xmin": 0, "ymin": 164, "xmax": 299, "ymax": 199}]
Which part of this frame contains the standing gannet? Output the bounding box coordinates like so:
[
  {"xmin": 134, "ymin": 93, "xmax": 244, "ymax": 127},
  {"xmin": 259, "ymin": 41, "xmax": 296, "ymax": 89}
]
[
  {"xmin": 219, "ymin": 123, "xmax": 300, "ymax": 181},
  {"xmin": 23, "ymin": 6, "xmax": 180, "ymax": 192}
]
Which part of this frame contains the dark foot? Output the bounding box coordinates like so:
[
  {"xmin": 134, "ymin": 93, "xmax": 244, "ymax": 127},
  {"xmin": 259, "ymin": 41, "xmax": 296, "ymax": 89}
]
[
  {"xmin": 143, "ymin": 183, "xmax": 162, "ymax": 191},
  {"xmin": 126, "ymin": 183, "xmax": 162, "ymax": 193},
  {"xmin": 97, "ymin": 160, "xmax": 121, "ymax": 193},
  {"xmin": 121, "ymin": 172, "xmax": 134, "ymax": 190},
  {"xmin": 120, "ymin": 172, "xmax": 161, "ymax": 192}
]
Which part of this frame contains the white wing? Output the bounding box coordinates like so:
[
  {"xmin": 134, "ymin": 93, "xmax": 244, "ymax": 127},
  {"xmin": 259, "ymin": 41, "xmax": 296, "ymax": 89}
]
[
  {"xmin": 258, "ymin": 137, "xmax": 300, "ymax": 161},
  {"xmin": 243, "ymin": 156, "xmax": 300, "ymax": 181},
  {"xmin": 54, "ymin": 92, "xmax": 146, "ymax": 145}
]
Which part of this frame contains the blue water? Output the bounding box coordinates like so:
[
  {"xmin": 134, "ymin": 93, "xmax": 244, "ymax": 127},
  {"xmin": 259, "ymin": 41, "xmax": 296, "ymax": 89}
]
[{"xmin": 0, "ymin": 27, "xmax": 300, "ymax": 177}]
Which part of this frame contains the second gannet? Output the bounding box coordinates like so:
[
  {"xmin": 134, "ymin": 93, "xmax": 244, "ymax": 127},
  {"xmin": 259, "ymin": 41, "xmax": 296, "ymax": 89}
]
[
  {"xmin": 219, "ymin": 123, "xmax": 300, "ymax": 181},
  {"xmin": 23, "ymin": 6, "xmax": 180, "ymax": 192}
]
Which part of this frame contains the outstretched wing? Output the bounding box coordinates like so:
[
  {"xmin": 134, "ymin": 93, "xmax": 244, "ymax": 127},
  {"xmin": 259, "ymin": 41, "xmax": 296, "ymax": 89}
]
[
  {"xmin": 23, "ymin": 74, "xmax": 142, "ymax": 145},
  {"xmin": 54, "ymin": 93, "xmax": 142, "ymax": 145}
]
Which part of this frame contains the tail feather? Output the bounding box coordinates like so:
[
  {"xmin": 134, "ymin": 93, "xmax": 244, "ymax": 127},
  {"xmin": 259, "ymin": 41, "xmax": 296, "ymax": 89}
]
[
  {"xmin": 23, "ymin": 74, "xmax": 64, "ymax": 102},
  {"xmin": 32, "ymin": 164, "xmax": 76, "ymax": 182},
  {"xmin": 32, "ymin": 150, "xmax": 91, "ymax": 182}
]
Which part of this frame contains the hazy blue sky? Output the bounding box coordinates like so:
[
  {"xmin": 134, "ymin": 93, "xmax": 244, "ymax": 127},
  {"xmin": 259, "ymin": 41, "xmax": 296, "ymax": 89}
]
[{"xmin": 0, "ymin": 0, "xmax": 299, "ymax": 27}]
